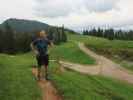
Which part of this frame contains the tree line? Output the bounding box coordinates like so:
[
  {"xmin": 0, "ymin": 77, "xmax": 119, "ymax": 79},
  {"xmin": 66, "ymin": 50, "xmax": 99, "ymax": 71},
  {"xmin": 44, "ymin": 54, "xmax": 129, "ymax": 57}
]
[
  {"xmin": 83, "ymin": 28, "xmax": 133, "ymax": 40},
  {"xmin": 0, "ymin": 23, "xmax": 67, "ymax": 54}
]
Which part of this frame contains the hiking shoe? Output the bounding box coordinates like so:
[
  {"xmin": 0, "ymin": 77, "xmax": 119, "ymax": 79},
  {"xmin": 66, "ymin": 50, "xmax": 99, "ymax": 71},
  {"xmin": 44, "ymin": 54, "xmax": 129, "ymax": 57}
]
[
  {"xmin": 34, "ymin": 76, "xmax": 41, "ymax": 81},
  {"xmin": 45, "ymin": 76, "xmax": 49, "ymax": 80},
  {"xmin": 45, "ymin": 73, "xmax": 50, "ymax": 81},
  {"xmin": 37, "ymin": 75, "xmax": 41, "ymax": 81}
]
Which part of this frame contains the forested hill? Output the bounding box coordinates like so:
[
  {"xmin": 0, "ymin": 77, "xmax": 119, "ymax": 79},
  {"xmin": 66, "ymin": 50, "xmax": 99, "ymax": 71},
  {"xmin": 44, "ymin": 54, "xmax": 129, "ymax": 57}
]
[
  {"xmin": 0, "ymin": 18, "xmax": 49, "ymax": 33},
  {"xmin": 0, "ymin": 18, "xmax": 71, "ymax": 54}
]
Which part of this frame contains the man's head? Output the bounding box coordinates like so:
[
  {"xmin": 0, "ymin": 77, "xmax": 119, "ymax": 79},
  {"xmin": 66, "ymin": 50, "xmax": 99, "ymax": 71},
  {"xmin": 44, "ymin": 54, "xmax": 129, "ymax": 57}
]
[{"xmin": 37, "ymin": 30, "xmax": 47, "ymax": 38}]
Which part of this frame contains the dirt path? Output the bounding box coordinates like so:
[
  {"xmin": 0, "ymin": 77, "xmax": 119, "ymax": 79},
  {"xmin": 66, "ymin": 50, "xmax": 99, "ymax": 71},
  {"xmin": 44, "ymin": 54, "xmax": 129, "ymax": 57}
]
[
  {"xmin": 60, "ymin": 42, "xmax": 133, "ymax": 84},
  {"xmin": 32, "ymin": 68, "xmax": 62, "ymax": 100}
]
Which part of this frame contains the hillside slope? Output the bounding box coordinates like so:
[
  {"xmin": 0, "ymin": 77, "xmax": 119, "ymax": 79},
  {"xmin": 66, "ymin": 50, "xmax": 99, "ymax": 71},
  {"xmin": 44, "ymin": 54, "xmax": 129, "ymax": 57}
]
[{"xmin": 0, "ymin": 18, "xmax": 49, "ymax": 33}]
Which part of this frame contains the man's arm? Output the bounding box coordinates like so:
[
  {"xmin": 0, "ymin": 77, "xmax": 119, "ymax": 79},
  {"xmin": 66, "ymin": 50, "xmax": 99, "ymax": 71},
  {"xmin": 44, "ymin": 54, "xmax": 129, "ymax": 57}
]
[
  {"xmin": 30, "ymin": 42, "xmax": 39, "ymax": 56},
  {"xmin": 47, "ymin": 39, "xmax": 54, "ymax": 48}
]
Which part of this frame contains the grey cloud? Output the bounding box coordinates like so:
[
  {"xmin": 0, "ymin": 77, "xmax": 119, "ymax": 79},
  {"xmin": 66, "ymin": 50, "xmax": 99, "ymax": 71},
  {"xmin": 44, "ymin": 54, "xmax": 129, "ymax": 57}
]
[
  {"xmin": 34, "ymin": 0, "xmax": 73, "ymax": 17},
  {"xmin": 84, "ymin": 0, "xmax": 118, "ymax": 12},
  {"xmin": 34, "ymin": 0, "xmax": 119, "ymax": 17}
]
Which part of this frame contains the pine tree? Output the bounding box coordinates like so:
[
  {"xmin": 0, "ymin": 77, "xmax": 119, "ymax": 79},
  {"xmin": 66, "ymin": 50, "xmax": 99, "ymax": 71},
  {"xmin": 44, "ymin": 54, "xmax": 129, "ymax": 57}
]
[
  {"xmin": 53, "ymin": 28, "xmax": 60, "ymax": 44},
  {"xmin": 92, "ymin": 28, "xmax": 97, "ymax": 36},
  {"xmin": 4, "ymin": 22, "xmax": 15, "ymax": 54},
  {"xmin": 97, "ymin": 28, "xmax": 104, "ymax": 37},
  {"xmin": 0, "ymin": 29, "xmax": 4, "ymax": 52},
  {"xmin": 47, "ymin": 27, "xmax": 54, "ymax": 40},
  {"xmin": 83, "ymin": 30, "xmax": 89, "ymax": 35},
  {"xmin": 107, "ymin": 29, "xmax": 114, "ymax": 40},
  {"xmin": 61, "ymin": 25, "xmax": 67, "ymax": 42}
]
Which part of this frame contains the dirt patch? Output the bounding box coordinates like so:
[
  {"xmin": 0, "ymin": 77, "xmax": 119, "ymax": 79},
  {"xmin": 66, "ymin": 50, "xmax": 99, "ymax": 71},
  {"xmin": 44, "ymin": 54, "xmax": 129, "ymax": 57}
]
[
  {"xmin": 32, "ymin": 68, "xmax": 62, "ymax": 100},
  {"xmin": 59, "ymin": 42, "xmax": 133, "ymax": 84}
]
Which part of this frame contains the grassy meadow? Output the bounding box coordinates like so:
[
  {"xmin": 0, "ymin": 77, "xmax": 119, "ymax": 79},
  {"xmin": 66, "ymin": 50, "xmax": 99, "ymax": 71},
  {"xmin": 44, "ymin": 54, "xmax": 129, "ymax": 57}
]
[
  {"xmin": 68, "ymin": 34, "xmax": 133, "ymax": 71},
  {"xmin": 50, "ymin": 62, "xmax": 133, "ymax": 100},
  {"xmin": 0, "ymin": 53, "xmax": 41, "ymax": 100},
  {"xmin": 50, "ymin": 41, "xmax": 95, "ymax": 65},
  {"xmin": 0, "ymin": 33, "xmax": 133, "ymax": 100},
  {"xmin": 1, "ymin": 52, "xmax": 133, "ymax": 100}
]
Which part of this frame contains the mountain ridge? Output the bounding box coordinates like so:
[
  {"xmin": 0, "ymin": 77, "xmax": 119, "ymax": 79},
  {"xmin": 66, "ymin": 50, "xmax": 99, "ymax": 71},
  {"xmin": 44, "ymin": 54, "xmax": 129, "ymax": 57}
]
[{"xmin": 0, "ymin": 18, "xmax": 50, "ymax": 33}]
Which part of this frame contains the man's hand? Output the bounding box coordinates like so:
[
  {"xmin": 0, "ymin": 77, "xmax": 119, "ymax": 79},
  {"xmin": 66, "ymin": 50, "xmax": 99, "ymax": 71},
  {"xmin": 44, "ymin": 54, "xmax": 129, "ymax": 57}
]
[
  {"xmin": 48, "ymin": 41, "xmax": 54, "ymax": 48},
  {"xmin": 50, "ymin": 42, "xmax": 54, "ymax": 47},
  {"xmin": 34, "ymin": 50, "xmax": 39, "ymax": 56}
]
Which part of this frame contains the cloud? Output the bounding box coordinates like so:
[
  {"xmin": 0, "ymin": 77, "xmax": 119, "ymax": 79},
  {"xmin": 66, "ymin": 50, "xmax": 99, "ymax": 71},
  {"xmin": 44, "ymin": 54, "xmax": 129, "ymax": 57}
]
[
  {"xmin": 0, "ymin": 0, "xmax": 133, "ymax": 30},
  {"xmin": 83, "ymin": 0, "xmax": 118, "ymax": 12},
  {"xmin": 34, "ymin": 0, "xmax": 118, "ymax": 17},
  {"xmin": 0, "ymin": 0, "xmax": 36, "ymax": 21},
  {"xmin": 35, "ymin": 0, "xmax": 133, "ymax": 31}
]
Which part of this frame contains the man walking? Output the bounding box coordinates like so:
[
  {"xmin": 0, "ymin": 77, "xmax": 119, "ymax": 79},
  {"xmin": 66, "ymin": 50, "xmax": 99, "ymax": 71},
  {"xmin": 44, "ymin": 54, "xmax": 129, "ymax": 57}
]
[{"xmin": 31, "ymin": 30, "xmax": 52, "ymax": 81}]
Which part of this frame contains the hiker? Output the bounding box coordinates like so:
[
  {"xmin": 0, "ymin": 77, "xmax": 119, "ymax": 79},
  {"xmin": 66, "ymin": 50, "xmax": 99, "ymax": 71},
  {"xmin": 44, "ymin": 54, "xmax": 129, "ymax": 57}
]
[{"xmin": 31, "ymin": 30, "xmax": 53, "ymax": 81}]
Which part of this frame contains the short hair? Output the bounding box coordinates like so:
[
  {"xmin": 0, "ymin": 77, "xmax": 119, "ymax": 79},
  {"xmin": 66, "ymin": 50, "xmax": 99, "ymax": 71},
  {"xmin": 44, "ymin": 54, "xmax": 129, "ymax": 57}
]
[{"xmin": 37, "ymin": 30, "xmax": 47, "ymax": 37}]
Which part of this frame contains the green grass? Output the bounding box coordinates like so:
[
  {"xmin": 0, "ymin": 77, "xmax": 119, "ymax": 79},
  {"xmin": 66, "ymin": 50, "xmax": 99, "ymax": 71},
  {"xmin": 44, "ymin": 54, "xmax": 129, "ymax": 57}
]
[
  {"xmin": 50, "ymin": 41, "xmax": 95, "ymax": 65},
  {"xmin": 68, "ymin": 34, "xmax": 133, "ymax": 70},
  {"xmin": 68, "ymin": 34, "xmax": 133, "ymax": 49},
  {"xmin": 1, "ymin": 51, "xmax": 133, "ymax": 100},
  {"xmin": 0, "ymin": 34, "xmax": 133, "ymax": 100},
  {"xmin": 50, "ymin": 61, "xmax": 133, "ymax": 100},
  {"xmin": 0, "ymin": 53, "xmax": 41, "ymax": 100}
]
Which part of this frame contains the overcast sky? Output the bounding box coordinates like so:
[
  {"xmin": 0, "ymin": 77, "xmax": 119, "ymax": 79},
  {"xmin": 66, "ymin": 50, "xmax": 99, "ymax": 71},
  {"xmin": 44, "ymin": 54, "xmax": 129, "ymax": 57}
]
[{"xmin": 0, "ymin": 0, "xmax": 133, "ymax": 30}]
